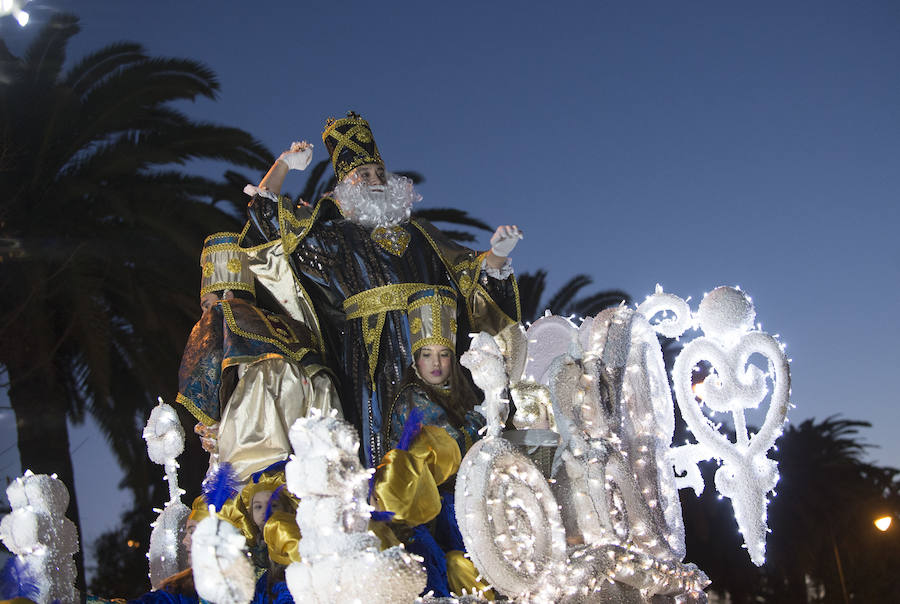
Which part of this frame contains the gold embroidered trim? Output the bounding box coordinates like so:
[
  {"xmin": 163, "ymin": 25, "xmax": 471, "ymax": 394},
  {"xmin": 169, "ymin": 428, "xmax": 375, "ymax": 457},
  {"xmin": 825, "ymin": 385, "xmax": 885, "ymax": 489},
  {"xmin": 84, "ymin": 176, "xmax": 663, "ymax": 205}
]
[
  {"xmin": 237, "ymin": 220, "xmax": 250, "ymax": 244},
  {"xmin": 407, "ymin": 286, "xmax": 457, "ymax": 354},
  {"xmin": 413, "ymin": 336, "xmax": 455, "ymax": 353},
  {"xmin": 408, "ymin": 221, "xmax": 478, "ymax": 326},
  {"xmin": 221, "ymin": 301, "xmax": 312, "ymax": 362},
  {"xmin": 342, "ymin": 283, "xmax": 433, "ymax": 319},
  {"xmin": 203, "ymin": 232, "xmax": 242, "ymax": 245},
  {"xmin": 200, "ymin": 281, "xmax": 256, "ymax": 296},
  {"xmin": 226, "ymin": 257, "xmax": 242, "ymax": 273},
  {"xmin": 221, "ymin": 352, "xmax": 286, "ymax": 370},
  {"xmin": 201, "ymin": 242, "xmax": 248, "ymax": 255},
  {"xmin": 322, "ymin": 115, "xmax": 384, "ymax": 182},
  {"xmin": 176, "ymin": 392, "xmax": 216, "ymax": 426},
  {"xmin": 371, "ymin": 226, "xmax": 410, "ymax": 256},
  {"xmin": 342, "ymin": 283, "xmax": 435, "ymax": 384}
]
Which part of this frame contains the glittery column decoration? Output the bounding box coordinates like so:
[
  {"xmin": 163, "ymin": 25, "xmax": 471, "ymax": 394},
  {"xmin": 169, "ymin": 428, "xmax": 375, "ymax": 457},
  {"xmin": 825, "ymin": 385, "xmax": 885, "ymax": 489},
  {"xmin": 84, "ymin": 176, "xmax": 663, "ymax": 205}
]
[
  {"xmin": 142, "ymin": 398, "xmax": 190, "ymax": 588},
  {"xmin": 0, "ymin": 471, "xmax": 80, "ymax": 603}
]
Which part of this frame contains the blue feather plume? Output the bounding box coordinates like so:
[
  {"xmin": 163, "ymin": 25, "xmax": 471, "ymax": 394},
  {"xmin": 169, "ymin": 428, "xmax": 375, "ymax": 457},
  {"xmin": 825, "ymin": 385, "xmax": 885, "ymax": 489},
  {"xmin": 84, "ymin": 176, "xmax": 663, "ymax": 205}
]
[
  {"xmin": 264, "ymin": 485, "xmax": 286, "ymax": 523},
  {"xmin": 396, "ymin": 406, "xmax": 424, "ymax": 451},
  {"xmin": 370, "ymin": 510, "xmax": 395, "ymax": 522},
  {"xmin": 202, "ymin": 462, "xmax": 239, "ymax": 512},
  {"xmin": 0, "ymin": 555, "xmax": 39, "ymax": 600}
]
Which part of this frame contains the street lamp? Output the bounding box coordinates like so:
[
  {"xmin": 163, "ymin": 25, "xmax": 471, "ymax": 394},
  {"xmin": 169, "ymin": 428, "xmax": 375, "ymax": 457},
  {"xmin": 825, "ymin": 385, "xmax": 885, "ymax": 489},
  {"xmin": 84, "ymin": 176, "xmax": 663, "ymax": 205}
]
[{"xmin": 874, "ymin": 515, "xmax": 892, "ymax": 532}]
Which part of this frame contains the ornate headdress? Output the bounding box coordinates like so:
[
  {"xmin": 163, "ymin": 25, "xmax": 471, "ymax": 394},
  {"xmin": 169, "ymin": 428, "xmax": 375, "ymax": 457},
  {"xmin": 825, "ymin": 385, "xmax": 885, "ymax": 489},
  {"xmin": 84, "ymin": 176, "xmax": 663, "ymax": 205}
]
[
  {"xmin": 322, "ymin": 111, "xmax": 384, "ymax": 183},
  {"xmin": 238, "ymin": 469, "xmax": 297, "ymax": 518},
  {"xmin": 407, "ymin": 287, "xmax": 458, "ymax": 355},
  {"xmin": 188, "ymin": 495, "xmax": 210, "ymax": 522},
  {"xmin": 199, "ymin": 232, "xmax": 255, "ymax": 298}
]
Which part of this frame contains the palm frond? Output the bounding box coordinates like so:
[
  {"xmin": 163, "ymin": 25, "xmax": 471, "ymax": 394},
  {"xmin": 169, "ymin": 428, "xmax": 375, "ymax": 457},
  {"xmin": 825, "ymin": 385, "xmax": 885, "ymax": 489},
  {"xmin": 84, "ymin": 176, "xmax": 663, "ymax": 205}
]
[
  {"xmin": 545, "ymin": 274, "xmax": 593, "ymax": 315},
  {"xmin": 516, "ymin": 269, "xmax": 547, "ymax": 322},
  {"xmin": 22, "ymin": 13, "xmax": 80, "ymax": 85},
  {"xmin": 412, "ymin": 207, "xmax": 492, "ymax": 232},
  {"xmin": 63, "ymin": 42, "xmax": 146, "ymax": 96}
]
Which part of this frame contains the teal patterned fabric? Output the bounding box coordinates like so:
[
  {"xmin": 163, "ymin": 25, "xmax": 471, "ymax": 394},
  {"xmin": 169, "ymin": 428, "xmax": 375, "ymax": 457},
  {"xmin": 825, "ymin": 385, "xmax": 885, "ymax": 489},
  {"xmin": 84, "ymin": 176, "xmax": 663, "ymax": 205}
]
[
  {"xmin": 388, "ymin": 385, "xmax": 484, "ymax": 455},
  {"xmin": 177, "ymin": 299, "xmax": 314, "ymax": 425}
]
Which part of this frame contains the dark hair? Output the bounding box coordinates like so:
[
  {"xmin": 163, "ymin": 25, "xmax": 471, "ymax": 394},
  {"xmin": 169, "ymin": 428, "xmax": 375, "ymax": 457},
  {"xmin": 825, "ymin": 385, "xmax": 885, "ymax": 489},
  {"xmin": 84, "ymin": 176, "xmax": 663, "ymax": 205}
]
[{"xmin": 396, "ymin": 348, "xmax": 479, "ymax": 427}]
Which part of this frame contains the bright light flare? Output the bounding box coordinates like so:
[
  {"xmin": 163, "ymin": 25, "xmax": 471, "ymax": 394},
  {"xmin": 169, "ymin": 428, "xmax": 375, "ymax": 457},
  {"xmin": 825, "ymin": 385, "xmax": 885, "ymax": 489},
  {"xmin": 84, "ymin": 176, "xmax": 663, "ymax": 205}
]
[
  {"xmin": 1, "ymin": 0, "xmax": 30, "ymax": 27},
  {"xmin": 874, "ymin": 516, "xmax": 892, "ymax": 532}
]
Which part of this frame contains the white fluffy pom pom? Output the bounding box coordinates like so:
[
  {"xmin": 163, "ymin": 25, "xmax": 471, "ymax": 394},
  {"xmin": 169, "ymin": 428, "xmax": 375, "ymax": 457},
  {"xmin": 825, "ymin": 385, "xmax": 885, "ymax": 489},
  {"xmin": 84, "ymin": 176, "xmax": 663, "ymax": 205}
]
[
  {"xmin": 143, "ymin": 402, "xmax": 185, "ymax": 465},
  {"xmin": 191, "ymin": 516, "xmax": 255, "ymax": 604}
]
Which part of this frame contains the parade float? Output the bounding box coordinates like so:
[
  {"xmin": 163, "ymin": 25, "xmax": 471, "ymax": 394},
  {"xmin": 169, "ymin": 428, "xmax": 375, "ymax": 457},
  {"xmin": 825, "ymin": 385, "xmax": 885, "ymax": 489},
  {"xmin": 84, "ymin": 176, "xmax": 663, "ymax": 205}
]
[{"xmin": 1, "ymin": 285, "xmax": 791, "ymax": 603}]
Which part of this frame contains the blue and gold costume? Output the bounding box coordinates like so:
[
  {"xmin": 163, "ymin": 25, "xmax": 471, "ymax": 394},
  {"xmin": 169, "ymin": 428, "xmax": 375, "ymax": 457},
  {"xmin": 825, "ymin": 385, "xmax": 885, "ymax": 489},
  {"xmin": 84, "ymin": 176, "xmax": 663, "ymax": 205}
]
[
  {"xmin": 372, "ymin": 289, "xmax": 493, "ymax": 599},
  {"xmin": 244, "ymin": 113, "xmax": 519, "ymax": 466},
  {"xmin": 176, "ymin": 233, "xmax": 341, "ymax": 482}
]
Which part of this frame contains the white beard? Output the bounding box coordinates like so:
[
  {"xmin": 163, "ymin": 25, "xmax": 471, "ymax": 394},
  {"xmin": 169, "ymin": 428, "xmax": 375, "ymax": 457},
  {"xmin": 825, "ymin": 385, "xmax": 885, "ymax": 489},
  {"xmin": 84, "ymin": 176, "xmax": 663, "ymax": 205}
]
[{"xmin": 334, "ymin": 172, "xmax": 422, "ymax": 229}]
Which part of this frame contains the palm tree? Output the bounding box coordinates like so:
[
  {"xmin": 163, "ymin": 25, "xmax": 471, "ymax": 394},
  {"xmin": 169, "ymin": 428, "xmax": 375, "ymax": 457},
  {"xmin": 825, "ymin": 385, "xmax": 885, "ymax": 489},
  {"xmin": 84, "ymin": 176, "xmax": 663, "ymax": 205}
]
[
  {"xmin": 764, "ymin": 416, "xmax": 900, "ymax": 602},
  {"xmin": 681, "ymin": 416, "xmax": 900, "ymax": 602},
  {"xmin": 0, "ymin": 13, "xmax": 271, "ymax": 588},
  {"xmin": 517, "ymin": 268, "xmax": 631, "ymax": 323}
]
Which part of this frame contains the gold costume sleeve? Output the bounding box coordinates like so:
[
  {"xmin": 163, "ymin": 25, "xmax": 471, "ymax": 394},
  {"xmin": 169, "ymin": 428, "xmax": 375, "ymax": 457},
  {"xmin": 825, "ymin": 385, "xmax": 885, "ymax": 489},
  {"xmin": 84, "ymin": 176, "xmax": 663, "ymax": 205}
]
[
  {"xmin": 445, "ymin": 550, "xmax": 496, "ymax": 600},
  {"xmin": 374, "ymin": 425, "xmax": 461, "ymax": 526},
  {"xmin": 264, "ymin": 510, "xmax": 302, "ymax": 565}
]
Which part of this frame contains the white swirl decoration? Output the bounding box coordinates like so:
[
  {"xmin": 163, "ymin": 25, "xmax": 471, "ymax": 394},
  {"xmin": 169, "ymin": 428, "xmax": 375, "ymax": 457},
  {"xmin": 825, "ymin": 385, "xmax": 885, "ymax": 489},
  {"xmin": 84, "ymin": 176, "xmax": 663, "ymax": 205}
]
[
  {"xmin": 454, "ymin": 436, "xmax": 566, "ymax": 597},
  {"xmin": 636, "ymin": 284, "xmax": 693, "ymax": 340},
  {"xmin": 671, "ymin": 286, "xmax": 790, "ymax": 566}
]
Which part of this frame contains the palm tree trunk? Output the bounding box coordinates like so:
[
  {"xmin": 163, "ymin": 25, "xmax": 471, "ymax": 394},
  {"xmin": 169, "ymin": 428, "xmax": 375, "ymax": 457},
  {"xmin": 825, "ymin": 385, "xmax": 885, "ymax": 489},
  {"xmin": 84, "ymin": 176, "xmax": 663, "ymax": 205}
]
[{"xmin": 5, "ymin": 352, "xmax": 87, "ymax": 596}]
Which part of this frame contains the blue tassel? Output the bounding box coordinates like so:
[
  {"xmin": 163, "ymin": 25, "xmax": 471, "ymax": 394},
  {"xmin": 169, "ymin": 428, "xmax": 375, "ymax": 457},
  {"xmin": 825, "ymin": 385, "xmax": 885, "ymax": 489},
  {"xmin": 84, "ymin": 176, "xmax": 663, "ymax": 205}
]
[
  {"xmin": 396, "ymin": 407, "xmax": 424, "ymax": 451},
  {"xmin": 370, "ymin": 510, "xmax": 395, "ymax": 522},
  {"xmin": 264, "ymin": 485, "xmax": 286, "ymax": 523},
  {"xmin": 406, "ymin": 525, "xmax": 449, "ymax": 597},
  {"xmin": 0, "ymin": 556, "xmax": 39, "ymax": 600},
  {"xmin": 433, "ymin": 493, "xmax": 466, "ymax": 552},
  {"xmin": 202, "ymin": 462, "xmax": 239, "ymax": 512}
]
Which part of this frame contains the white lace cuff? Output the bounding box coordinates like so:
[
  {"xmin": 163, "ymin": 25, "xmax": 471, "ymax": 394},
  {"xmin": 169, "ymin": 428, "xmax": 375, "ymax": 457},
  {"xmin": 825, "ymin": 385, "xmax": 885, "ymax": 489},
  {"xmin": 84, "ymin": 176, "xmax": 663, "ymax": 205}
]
[
  {"xmin": 481, "ymin": 257, "xmax": 514, "ymax": 280},
  {"xmin": 243, "ymin": 184, "xmax": 279, "ymax": 202}
]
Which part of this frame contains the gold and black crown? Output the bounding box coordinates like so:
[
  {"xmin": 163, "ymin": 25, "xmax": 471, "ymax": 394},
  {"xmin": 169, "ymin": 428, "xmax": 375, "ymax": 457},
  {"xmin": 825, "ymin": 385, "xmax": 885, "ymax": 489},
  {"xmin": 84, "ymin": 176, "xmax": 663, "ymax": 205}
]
[
  {"xmin": 322, "ymin": 111, "xmax": 384, "ymax": 183},
  {"xmin": 199, "ymin": 232, "xmax": 255, "ymax": 298},
  {"xmin": 407, "ymin": 287, "xmax": 458, "ymax": 354}
]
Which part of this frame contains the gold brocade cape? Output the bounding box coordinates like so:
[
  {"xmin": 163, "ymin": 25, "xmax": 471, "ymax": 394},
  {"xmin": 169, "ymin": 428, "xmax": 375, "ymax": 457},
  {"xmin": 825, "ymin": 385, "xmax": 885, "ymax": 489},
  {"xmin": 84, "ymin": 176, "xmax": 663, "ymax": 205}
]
[{"xmin": 176, "ymin": 298, "xmax": 317, "ymax": 426}]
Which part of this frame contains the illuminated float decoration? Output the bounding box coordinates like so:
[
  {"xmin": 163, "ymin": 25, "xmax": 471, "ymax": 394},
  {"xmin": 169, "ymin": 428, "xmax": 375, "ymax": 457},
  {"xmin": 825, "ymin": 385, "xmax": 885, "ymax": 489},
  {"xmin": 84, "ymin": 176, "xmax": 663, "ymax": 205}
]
[
  {"xmin": 455, "ymin": 285, "xmax": 790, "ymax": 602},
  {"xmin": 0, "ymin": 286, "xmax": 791, "ymax": 603}
]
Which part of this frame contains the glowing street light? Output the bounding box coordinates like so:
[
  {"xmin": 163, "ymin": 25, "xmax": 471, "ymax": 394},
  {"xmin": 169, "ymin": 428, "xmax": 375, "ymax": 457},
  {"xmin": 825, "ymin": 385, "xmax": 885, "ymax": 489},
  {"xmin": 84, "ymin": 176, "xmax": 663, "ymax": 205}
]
[{"xmin": 874, "ymin": 515, "xmax": 892, "ymax": 532}]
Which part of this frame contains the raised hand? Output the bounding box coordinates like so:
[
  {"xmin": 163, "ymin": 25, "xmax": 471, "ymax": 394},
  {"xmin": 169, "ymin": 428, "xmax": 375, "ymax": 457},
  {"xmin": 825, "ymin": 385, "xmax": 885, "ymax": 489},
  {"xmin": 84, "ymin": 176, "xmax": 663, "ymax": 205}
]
[
  {"xmin": 277, "ymin": 140, "xmax": 314, "ymax": 171},
  {"xmin": 489, "ymin": 225, "xmax": 523, "ymax": 257}
]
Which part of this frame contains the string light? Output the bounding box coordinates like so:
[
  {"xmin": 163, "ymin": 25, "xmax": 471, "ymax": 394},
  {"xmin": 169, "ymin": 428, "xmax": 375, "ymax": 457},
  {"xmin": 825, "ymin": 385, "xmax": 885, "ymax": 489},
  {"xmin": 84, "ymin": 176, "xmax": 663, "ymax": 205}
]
[
  {"xmin": 283, "ymin": 411, "xmax": 425, "ymax": 601},
  {"xmin": 142, "ymin": 399, "xmax": 191, "ymax": 588}
]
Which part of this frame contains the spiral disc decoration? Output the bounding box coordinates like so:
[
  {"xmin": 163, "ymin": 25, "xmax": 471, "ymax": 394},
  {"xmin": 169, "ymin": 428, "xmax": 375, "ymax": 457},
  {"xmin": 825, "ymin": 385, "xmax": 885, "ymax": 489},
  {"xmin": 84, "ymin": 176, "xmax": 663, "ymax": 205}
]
[{"xmin": 455, "ymin": 436, "xmax": 566, "ymax": 597}]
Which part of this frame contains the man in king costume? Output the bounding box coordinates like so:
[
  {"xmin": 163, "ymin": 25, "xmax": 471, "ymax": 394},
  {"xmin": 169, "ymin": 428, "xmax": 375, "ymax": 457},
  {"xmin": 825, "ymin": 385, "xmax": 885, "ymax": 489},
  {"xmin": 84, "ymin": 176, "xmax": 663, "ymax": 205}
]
[
  {"xmin": 176, "ymin": 232, "xmax": 342, "ymax": 482},
  {"xmin": 243, "ymin": 112, "xmax": 522, "ymax": 465}
]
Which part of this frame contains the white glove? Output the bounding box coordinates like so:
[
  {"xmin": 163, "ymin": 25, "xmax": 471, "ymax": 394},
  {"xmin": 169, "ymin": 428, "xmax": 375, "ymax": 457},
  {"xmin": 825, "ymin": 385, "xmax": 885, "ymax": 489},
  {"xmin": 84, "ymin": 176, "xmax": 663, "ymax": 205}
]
[
  {"xmin": 490, "ymin": 225, "xmax": 523, "ymax": 257},
  {"xmin": 277, "ymin": 141, "xmax": 313, "ymax": 171}
]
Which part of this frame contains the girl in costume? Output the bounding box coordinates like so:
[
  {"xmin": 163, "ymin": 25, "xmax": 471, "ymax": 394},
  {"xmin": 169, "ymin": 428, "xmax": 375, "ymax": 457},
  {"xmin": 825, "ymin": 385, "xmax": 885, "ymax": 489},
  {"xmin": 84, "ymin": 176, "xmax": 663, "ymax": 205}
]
[
  {"xmin": 375, "ymin": 288, "xmax": 493, "ymax": 599},
  {"xmin": 239, "ymin": 468, "xmax": 300, "ymax": 604}
]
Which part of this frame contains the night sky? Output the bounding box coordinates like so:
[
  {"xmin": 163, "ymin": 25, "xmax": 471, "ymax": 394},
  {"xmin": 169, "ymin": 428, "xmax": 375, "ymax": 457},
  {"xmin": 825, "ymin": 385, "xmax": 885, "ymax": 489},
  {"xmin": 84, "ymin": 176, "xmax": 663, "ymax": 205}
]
[{"xmin": 2, "ymin": 0, "xmax": 899, "ymax": 577}]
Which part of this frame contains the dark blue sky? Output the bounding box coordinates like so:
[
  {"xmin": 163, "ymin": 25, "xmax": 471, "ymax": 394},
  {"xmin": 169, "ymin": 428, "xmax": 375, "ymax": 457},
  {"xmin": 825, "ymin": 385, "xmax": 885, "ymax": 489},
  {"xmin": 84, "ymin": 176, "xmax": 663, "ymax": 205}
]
[{"xmin": 2, "ymin": 0, "xmax": 899, "ymax": 573}]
